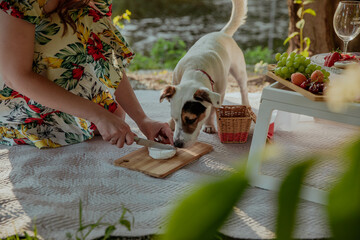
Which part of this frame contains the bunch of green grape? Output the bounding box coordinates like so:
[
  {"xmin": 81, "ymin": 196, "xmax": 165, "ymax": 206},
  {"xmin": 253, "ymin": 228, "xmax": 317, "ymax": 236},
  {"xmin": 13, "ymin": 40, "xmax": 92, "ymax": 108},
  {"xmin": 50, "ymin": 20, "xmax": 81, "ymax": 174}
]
[{"xmin": 274, "ymin": 52, "xmax": 330, "ymax": 80}]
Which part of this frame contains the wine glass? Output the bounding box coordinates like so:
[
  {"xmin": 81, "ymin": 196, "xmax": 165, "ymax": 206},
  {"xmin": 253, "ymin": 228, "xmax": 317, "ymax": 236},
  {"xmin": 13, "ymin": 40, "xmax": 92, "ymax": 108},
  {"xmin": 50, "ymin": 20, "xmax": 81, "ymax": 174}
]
[{"xmin": 333, "ymin": 1, "xmax": 360, "ymax": 54}]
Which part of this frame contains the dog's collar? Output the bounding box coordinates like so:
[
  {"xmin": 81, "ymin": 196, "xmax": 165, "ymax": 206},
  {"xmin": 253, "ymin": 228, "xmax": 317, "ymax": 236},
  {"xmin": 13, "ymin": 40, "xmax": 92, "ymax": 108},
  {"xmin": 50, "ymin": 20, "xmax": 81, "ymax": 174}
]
[{"xmin": 196, "ymin": 69, "xmax": 215, "ymax": 92}]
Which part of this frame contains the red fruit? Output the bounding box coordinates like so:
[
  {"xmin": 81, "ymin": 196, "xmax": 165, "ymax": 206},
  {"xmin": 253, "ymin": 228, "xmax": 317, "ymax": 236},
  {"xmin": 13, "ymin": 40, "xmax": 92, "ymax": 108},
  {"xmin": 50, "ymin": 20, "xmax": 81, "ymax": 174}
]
[
  {"xmin": 291, "ymin": 72, "xmax": 307, "ymax": 86},
  {"xmin": 317, "ymin": 82, "xmax": 325, "ymax": 92},
  {"xmin": 324, "ymin": 52, "xmax": 341, "ymax": 67},
  {"xmin": 309, "ymin": 83, "xmax": 319, "ymax": 94},
  {"xmin": 311, "ymin": 70, "xmax": 324, "ymax": 83},
  {"xmin": 300, "ymin": 79, "xmax": 311, "ymax": 89},
  {"xmin": 340, "ymin": 53, "xmax": 356, "ymax": 61},
  {"xmin": 300, "ymin": 81, "xmax": 307, "ymax": 89},
  {"xmin": 324, "ymin": 53, "xmax": 332, "ymax": 66}
]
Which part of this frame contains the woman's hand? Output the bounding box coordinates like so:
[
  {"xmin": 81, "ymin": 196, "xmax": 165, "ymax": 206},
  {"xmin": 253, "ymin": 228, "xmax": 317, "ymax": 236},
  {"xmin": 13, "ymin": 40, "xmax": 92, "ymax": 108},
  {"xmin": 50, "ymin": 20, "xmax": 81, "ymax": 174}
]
[
  {"xmin": 138, "ymin": 117, "xmax": 174, "ymax": 145},
  {"xmin": 112, "ymin": 71, "xmax": 173, "ymax": 145},
  {"xmin": 92, "ymin": 110, "xmax": 135, "ymax": 148}
]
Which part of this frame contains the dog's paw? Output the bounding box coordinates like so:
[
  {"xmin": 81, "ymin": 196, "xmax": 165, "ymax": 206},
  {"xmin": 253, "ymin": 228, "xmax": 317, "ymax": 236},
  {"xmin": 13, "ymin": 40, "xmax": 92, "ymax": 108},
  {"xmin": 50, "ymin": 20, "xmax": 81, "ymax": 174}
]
[{"xmin": 203, "ymin": 125, "xmax": 216, "ymax": 134}]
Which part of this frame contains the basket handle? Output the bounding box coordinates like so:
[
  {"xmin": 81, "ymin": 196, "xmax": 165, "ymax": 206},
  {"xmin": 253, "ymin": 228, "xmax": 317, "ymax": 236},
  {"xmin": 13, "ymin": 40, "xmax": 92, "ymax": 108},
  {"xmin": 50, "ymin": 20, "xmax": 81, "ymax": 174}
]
[{"xmin": 246, "ymin": 106, "xmax": 257, "ymax": 124}]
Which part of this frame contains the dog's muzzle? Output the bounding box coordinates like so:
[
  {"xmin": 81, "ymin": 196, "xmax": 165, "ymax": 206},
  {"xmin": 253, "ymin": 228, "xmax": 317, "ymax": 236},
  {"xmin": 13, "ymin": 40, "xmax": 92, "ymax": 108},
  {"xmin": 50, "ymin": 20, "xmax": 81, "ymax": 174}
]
[{"xmin": 174, "ymin": 139, "xmax": 184, "ymax": 148}]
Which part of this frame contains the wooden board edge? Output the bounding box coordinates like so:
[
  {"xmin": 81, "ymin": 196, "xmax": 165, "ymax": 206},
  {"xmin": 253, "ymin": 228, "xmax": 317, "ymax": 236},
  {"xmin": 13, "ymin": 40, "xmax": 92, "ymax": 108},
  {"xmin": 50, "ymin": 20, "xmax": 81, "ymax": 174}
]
[
  {"xmin": 113, "ymin": 147, "xmax": 148, "ymax": 167},
  {"xmin": 266, "ymin": 71, "xmax": 326, "ymax": 102},
  {"xmin": 155, "ymin": 144, "xmax": 214, "ymax": 178}
]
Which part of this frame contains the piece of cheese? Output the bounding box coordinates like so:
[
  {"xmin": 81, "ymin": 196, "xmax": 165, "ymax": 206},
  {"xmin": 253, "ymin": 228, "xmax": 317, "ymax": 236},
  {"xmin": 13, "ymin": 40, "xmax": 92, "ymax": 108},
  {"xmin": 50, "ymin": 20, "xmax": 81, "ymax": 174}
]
[{"xmin": 148, "ymin": 147, "xmax": 176, "ymax": 160}]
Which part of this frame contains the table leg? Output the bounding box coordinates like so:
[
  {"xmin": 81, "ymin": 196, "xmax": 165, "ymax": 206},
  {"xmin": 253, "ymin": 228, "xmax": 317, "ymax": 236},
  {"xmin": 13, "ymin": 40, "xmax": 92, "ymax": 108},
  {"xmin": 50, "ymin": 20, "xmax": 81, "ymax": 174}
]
[
  {"xmin": 246, "ymin": 100, "xmax": 274, "ymax": 181},
  {"xmin": 246, "ymin": 99, "xmax": 329, "ymax": 205}
]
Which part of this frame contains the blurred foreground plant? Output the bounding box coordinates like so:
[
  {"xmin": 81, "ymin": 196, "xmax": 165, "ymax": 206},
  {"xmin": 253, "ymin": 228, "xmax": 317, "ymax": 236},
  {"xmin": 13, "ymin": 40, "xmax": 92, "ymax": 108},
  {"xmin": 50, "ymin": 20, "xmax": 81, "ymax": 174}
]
[
  {"xmin": 162, "ymin": 136, "xmax": 360, "ymax": 240},
  {"xmin": 325, "ymin": 65, "xmax": 360, "ymax": 112},
  {"xmin": 161, "ymin": 167, "xmax": 248, "ymax": 240}
]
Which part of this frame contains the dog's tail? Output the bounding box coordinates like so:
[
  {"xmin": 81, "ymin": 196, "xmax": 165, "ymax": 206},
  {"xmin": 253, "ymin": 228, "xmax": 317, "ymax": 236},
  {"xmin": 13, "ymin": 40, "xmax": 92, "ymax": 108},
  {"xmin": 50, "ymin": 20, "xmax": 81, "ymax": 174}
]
[{"xmin": 221, "ymin": 0, "xmax": 247, "ymax": 37}]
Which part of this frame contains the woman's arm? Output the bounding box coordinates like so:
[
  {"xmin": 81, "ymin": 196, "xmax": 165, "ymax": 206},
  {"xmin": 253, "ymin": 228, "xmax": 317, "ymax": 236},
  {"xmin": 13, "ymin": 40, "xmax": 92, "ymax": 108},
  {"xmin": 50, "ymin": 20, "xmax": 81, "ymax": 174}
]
[
  {"xmin": 114, "ymin": 73, "xmax": 174, "ymax": 144},
  {"xmin": 0, "ymin": 10, "xmax": 134, "ymax": 148}
]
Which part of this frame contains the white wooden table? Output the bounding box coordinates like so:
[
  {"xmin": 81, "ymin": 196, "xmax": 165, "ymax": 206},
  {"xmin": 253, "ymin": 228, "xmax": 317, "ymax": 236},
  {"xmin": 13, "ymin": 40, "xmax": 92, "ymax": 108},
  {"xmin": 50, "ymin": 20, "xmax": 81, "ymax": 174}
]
[{"xmin": 246, "ymin": 82, "xmax": 360, "ymax": 205}]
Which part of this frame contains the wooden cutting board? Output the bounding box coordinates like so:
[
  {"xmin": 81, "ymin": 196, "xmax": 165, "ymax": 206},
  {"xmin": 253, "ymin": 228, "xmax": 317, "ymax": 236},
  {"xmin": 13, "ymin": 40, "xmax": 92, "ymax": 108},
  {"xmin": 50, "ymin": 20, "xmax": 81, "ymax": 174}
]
[{"xmin": 114, "ymin": 142, "xmax": 213, "ymax": 178}]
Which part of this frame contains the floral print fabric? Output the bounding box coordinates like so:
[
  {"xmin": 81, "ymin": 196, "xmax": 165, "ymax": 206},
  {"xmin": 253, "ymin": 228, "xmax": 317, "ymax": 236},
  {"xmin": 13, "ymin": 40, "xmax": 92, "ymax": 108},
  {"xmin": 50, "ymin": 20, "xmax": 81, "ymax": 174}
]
[{"xmin": 0, "ymin": 0, "xmax": 134, "ymax": 148}]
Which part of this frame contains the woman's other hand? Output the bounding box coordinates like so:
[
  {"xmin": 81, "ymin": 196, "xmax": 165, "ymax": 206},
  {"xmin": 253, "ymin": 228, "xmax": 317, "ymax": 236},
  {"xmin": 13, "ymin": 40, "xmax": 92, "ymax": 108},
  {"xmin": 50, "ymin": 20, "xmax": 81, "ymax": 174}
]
[
  {"xmin": 138, "ymin": 117, "xmax": 174, "ymax": 145},
  {"xmin": 92, "ymin": 110, "xmax": 135, "ymax": 148}
]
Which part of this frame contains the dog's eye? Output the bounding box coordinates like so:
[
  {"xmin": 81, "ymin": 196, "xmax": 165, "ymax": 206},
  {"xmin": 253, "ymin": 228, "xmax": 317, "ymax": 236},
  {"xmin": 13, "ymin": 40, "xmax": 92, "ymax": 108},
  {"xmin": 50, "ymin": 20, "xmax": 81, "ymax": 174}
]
[{"xmin": 185, "ymin": 117, "xmax": 196, "ymax": 124}]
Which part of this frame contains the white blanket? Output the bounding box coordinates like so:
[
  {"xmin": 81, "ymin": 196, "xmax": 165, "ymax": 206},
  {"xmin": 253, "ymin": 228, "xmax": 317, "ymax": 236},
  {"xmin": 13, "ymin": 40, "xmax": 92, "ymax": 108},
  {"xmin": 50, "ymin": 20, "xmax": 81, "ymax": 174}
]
[{"xmin": 2, "ymin": 90, "xmax": 355, "ymax": 239}]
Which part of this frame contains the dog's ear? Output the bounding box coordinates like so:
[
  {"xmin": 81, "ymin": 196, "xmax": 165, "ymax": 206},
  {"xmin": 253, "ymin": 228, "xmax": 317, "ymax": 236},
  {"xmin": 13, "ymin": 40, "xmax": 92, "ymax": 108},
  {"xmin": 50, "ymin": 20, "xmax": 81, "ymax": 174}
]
[
  {"xmin": 193, "ymin": 88, "xmax": 221, "ymax": 108},
  {"xmin": 160, "ymin": 85, "xmax": 176, "ymax": 103}
]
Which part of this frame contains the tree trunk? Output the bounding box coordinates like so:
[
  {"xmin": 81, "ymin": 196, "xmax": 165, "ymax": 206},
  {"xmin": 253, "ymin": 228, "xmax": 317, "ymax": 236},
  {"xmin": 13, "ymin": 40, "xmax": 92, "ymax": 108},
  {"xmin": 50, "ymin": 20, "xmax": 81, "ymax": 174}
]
[{"xmin": 287, "ymin": 0, "xmax": 360, "ymax": 55}]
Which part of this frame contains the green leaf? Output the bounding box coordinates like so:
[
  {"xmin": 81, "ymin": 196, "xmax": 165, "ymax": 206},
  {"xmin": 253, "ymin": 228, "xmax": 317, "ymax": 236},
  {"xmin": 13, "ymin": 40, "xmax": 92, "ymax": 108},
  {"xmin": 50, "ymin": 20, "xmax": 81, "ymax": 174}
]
[
  {"xmin": 297, "ymin": 8, "xmax": 303, "ymax": 18},
  {"xmin": 327, "ymin": 138, "xmax": 360, "ymax": 240},
  {"xmin": 65, "ymin": 132, "xmax": 83, "ymax": 144},
  {"xmin": 24, "ymin": 232, "xmax": 31, "ymax": 240},
  {"xmin": 296, "ymin": 19, "xmax": 305, "ymax": 29},
  {"xmin": 66, "ymin": 232, "xmax": 73, "ymax": 240},
  {"xmin": 60, "ymin": 69, "xmax": 74, "ymax": 79},
  {"xmin": 36, "ymin": 20, "xmax": 61, "ymax": 36},
  {"xmin": 300, "ymin": 50, "xmax": 309, "ymax": 58},
  {"xmin": 119, "ymin": 206, "xmax": 133, "ymax": 231},
  {"xmin": 55, "ymin": 112, "xmax": 76, "ymax": 125},
  {"xmin": 102, "ymin": 41, "xmax": 112, "ymax": 53},
  {"xmin": 55, "ymin": 42, "xmax": 87, "ymax": 68},
  {"xmin": 304, "ymin": 37, "xmax": 311, "ymax": 52},
  {"xmin": 0, "ymin": 87, "xmax": 14, "ymax": 98},
  {"xmin": 54, "ymin": 77, "xmax": 79, "ymax": 91},
  {"xmin": 25, "ymin": 16, "xmax": 41, "ymax": 25},
  {"xmin": 293, "ymin": 0, "xmax": 302, "ymax": 4},
  {"xmin": 276, "ymin": 159, "xmax": 315, "ymax": 240},
  {"xmin": 161, "ymin": 168, "xmax": 248, "ymax": 240},
  {"xmin": 78, "ymin": 200, "xmax": 83, "ymax": 228},
  {"xmin": 35, "ymin": 20, "xmax": 60, "ymax": 45},
  {"xmin": 119, "ymin": 219, "xmax": 132, "ymax": 231},
  {"xmin": 303, "ymin": 8, "xmax": 316, "ymax": 16},
  {"xmin": 35, "ymin": 33, "xmax": 52, "ymax": 46},
  {"xmin": 94, "ymin": 59, "xmax": 110, "ymax": 79},
  {"xmin": 103, "ymin": 225, "xmax": 116, "ymax": 240},
  {"xmin": 283, "ymin": 32, "xmax": 299, "ymax": 45}
]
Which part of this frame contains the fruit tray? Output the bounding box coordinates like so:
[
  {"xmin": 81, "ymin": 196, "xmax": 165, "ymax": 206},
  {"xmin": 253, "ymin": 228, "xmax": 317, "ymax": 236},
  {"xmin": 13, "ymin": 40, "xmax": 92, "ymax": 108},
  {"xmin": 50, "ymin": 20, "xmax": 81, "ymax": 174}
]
[{"xmin": 267, "ymin": 65, "xmax": 326, "ymax": 102}]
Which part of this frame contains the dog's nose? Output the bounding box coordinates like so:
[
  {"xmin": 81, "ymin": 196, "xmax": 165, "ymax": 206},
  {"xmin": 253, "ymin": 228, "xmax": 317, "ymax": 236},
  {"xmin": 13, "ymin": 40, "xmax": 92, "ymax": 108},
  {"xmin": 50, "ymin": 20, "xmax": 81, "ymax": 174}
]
[{"xmin": 174, "ymin": 140, "xmax": 184, "ymax": 148}]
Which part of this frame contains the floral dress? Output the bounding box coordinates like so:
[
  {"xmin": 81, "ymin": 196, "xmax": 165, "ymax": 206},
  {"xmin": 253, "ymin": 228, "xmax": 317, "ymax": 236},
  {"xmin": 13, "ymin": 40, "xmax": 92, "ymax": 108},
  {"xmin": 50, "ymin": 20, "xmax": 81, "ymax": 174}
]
[{"xmin": 0, "ymin": 0, "xmax": 134, "ymax": 148}]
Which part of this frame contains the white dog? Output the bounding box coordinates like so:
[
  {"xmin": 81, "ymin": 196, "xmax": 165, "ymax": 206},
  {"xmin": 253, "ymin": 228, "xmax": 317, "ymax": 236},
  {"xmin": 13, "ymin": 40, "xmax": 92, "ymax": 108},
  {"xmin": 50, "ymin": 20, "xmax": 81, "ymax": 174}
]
[{"xmin": 160, "ymin": 0, "xmax": 249, "ymax": 148}]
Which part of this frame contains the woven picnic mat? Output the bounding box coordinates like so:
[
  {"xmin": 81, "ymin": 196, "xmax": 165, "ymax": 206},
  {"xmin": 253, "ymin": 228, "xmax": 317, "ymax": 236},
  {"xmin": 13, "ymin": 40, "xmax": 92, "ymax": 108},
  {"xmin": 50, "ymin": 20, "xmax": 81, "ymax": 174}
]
[{"xmin": 0, "ymin": 90, "xmax": 358, "ymax": 239}]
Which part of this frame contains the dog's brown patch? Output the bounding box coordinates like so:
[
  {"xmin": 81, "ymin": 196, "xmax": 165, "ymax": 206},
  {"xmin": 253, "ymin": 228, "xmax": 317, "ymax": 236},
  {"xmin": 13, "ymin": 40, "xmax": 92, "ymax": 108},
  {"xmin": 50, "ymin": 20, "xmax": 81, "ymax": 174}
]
[
  {"xmin": 193, "ymin": 89, "xmax": 212, "ymax": 104},
  {"xmin": 181, "ymin": 112, "xmax": 206, "ymax": 133},
  {"xmin": 160, "ymin": 86, "xmax": 176, "ymax": 102},
  {"xmin": 181, "ymin": 101, "xmax": 207, "ymax": 134}
]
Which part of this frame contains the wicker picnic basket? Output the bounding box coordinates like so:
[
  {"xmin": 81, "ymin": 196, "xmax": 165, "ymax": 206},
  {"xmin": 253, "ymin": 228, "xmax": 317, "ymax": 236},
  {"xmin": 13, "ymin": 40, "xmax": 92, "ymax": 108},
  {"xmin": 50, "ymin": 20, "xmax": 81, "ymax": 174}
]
[{"xmin": 216, "ymin": 105, "xmax": 257, "ymax": 143}]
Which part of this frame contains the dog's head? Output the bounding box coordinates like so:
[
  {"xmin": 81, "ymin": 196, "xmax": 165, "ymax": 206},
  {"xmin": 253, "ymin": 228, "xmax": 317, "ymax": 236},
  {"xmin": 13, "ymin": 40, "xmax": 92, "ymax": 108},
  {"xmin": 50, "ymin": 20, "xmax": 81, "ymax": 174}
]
[{"xmin": 160, "ymin": 83, "xmax": 221, "ymax": 148}]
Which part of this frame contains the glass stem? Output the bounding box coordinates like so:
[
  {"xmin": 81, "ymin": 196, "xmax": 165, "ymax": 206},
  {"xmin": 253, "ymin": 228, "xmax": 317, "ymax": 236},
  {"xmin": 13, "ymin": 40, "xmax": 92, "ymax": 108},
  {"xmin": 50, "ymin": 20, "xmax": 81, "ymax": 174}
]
[{"xmin": 343, "ymin": 41, "xmax": 349, "ymax": 54}]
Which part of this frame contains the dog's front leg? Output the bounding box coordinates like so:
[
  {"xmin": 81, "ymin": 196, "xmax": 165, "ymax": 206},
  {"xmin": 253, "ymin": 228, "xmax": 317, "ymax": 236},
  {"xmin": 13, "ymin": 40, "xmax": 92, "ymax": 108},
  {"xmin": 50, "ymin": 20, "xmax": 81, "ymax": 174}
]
[{"xmin": 203, "ymin": 107, "xmax": 216, "ymax": 134}]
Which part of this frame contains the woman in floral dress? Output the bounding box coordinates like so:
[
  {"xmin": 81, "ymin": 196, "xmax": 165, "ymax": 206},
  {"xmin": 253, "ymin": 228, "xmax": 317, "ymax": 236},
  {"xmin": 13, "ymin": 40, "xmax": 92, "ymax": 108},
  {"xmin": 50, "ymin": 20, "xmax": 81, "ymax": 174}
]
[{"xmin": 0, "ymin": 0, "xmax": 173, "ymax": 148}]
